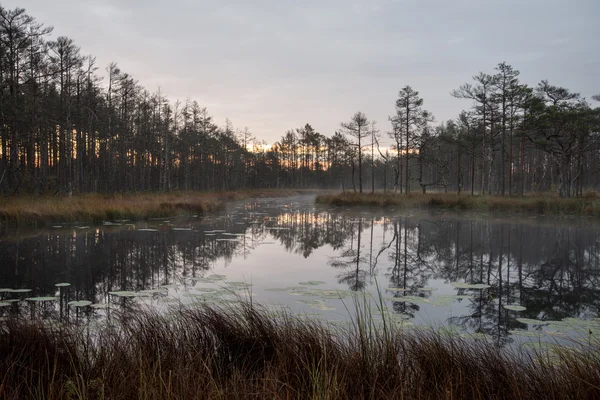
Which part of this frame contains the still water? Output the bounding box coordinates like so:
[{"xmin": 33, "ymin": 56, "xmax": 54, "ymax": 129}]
[{"xmin": 1, "ymin": 195, "xmax": 599, "ymax": 348}]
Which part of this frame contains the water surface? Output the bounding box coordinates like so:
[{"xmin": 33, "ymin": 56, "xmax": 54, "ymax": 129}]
[{"xmin": 1, "ymin": 195, "xmax": 599, "ymax": 348}]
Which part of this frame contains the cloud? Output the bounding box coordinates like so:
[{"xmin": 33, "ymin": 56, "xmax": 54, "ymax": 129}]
[
  {"xmin": 448, "ymin": 37, "xmax": 465, "ymax": 45},
  {"xmin": 548, "ymin": 38, "xmax": 570, "ymax": 46},
  {"xmin": 3, "ymin": 0, "xmax": 597, "ymax": 143}
]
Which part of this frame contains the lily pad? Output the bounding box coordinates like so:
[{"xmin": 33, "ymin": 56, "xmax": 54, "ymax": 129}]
[
  {"xmin": 140, "ymin": 289, "xmax": 168, "ymax": 295},
  {"xmin": 55, "ymin": 283, "xmax": 71, "ymax": 288},
  {"xmin": 417, "ymin": 287, "xmax": 438, "ymax": 292},
  {"xmin": 26, "ymin": 297, "xmax": 57, "ymax": 302},
  {"xmin": 226, "ymin": 282, "xmax": 252, "ymax": 287},
  {"xmin": 68, "ymin": 300, "xmax": 92, "ymax": 307},
  {"xmin": 299, "ymin": 281, "xmax": 327, "ymax": 286},
  {"xmin": 386, "ymin": 287, "xmax": 410, "ymax": 292},
  {"xmin": 516, "ymin": 318, "xmax": 548, "ymax": 326},
  {"xmin": 313, "ymin": 304, "xmax": 335, "ymax": 311},
  {"xmin": 503, "ymin": 305, "xmax": 527, "ymax": 312},
  {"xmin": 296, "ymin": 299, "xmax": 325, "ymax": 306},
  {"xmin": 0, "ymin": 302, "xmax": 11, "ymax": 307},
  {"xmin": 206, "ymin": 274, "xmax": 227, "ymax": 281},
  {"xmin": 109, "ymin": 291, "xmax": 137, "ymax": 297},
  {"xmin": 8, "ymin": 289, "xmax": 32, "ymax": 293}
]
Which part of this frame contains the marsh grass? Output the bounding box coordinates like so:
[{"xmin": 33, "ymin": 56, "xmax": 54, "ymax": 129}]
[
  {"xmin": 0, "ymin": 189, "xmax": 307, "ymax": 228},
  {"xmin": 0, "ymin": 300, "xmax": 598, "ymax": 399},
  {"xmin": 316, "ymin": 192, "xmax": 600, "ymax": 216}
]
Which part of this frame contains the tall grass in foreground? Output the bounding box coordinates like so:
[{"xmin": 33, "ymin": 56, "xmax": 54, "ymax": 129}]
[
  {"xmin": 0, "ymin": 301, "xmax": 598, "ymax": 399},
  {"xmin": 0, "ymin": 189, "xmax": 307, "ymax": 228},
  {"xmin": 316, "ymin": 192, "xmax": 600, "ymax": 216}
]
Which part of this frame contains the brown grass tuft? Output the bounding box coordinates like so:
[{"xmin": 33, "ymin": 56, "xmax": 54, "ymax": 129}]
[
  {"xmin": 0, "ymin": 302, "xmax": 598, "ymax": 399},
  {"xmin": 0, "ymin": 189, "xmax": 310, "ymax": 228}
]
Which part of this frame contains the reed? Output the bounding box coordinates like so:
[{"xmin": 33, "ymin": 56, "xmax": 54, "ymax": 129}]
[
  {"xmin": 316, "ymin": 192, "xmax": 600, "ymax": 216},
  {"xmin": 0, "ymin": 300, "xmax": 598, "ymax": 399},
  {"xmin": 0, "ymin": 189, "xmax": 307, "ymax": 228}
]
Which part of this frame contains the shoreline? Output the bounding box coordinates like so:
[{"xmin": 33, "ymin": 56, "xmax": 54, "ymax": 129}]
[
  {"xmin": 0, "ymin": 189, "xmax": 318, "ymax": 229},
  {"xmin": 2, "ymin": 189, "xmax": 599, "ymax": 231},
  {"xmin": 316, "ymin": 192, "xmax": 600, "ymax": 216}
]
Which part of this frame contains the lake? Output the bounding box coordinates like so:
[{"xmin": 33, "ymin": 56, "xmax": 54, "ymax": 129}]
[{"xmin": 1, "ymin": 195, "xmax": 599, "ymax": 349}]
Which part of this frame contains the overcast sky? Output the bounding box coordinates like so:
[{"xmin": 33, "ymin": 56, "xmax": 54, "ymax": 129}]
[{"xmin": 5, "ymin": 0, "xmax": 599, "ymax": 145}]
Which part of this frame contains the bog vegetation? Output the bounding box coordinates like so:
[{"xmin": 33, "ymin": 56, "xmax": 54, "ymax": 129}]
[
  {"xmin": 0, "ymin": 189, "xmax": 308, "ymax": 227},
  {"xmin": 1, "ymin": 302, "xmax": 599, "ymax": 399},
  {"xmin": 0, "ymin": 6, "xmax": 599, "ymax": 198},
  {"xmin": 316, "ymin": 192, "xmax": 600, "ymax": 216}
]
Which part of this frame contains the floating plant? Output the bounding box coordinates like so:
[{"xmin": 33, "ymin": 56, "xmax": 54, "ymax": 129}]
[
  {"xmin": 68, "ymin": 300, "xmax": 92, "ymax": 307},
  {"xmin": 26, "ymin": 297, "xmax": 57, "ymax": 302},
  {"xmin": 108, "ymin": 291, "xmax": 137, "ymax": 297},
  {"xmin": 503, "ymin": 305, "xmax": 527, "ymax": 312}
]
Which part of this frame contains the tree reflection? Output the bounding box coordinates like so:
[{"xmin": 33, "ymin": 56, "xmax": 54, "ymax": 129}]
[{"xmin": 1, "ymin": 204, "xmax": 599, "ymax": 340}]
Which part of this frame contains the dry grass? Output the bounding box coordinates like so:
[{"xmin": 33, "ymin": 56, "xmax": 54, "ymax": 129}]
[
  {"xmin": 0, "ymin": 189, "xmax": 307, "ymax": 228},
  {"xmin": 316, "ymin": 192, "xmax": 600, "ymax": 216},
  {"xmin": 0, "ymin": 301, "xmax": 598, "ymax": 399}
]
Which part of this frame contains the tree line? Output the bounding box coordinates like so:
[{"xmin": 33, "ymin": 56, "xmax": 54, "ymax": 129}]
[{"xmin": 1, "ymin": 5, "xmax": 599, "ymax": 197}]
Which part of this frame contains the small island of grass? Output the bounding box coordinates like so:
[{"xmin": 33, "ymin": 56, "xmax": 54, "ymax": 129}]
[
  {"xmin": 316, "ymin": 192, "xmax": 600, "ymax": 216},
  {"xmin": 0, "ymin": 189, "xmax": 309, "ymax": 228}
]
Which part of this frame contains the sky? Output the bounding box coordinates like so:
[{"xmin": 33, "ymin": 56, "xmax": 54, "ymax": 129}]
[{"xmin": 5, "ymin": 0, "xmax": 599, "ymax": 145}]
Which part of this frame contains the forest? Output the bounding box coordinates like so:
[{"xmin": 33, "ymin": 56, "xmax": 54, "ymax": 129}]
[{"xmin": 1, "ymin": 5, "xmax": 599, "ymax": 197}]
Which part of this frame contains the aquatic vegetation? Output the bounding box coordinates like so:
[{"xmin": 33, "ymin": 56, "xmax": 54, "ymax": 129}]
[
  {"xmin": 140, "ymin": 289, "xmax": 168, "ymax": 295},
  {"xmin": 206, "ymin": 274, "xmax": 227, "ymax": 281},
  {"xmin": 8, "ymin": 288, "xmax": 32, "ymax": 293},
  {"xmin": 68, "ymin": 300, "xmax": 92, "ymax": 307},
  {"xmin": 108, "ymin": 291, "xmax": 138, "ymax": 297},
  {"xmin": 226, "ymin": 282, "xmax": 253, "ymax": 288},
  {"xmin": 299, "ymin": 280, "xmax": 327, "ymax": 286},
  {"xmin": 316, "ymin": 192, "xmax": 600, "ymax": 217},
  {"xmin": 451, "ymin": 282, "xmax": 491, "ymax": 290},
  {"xmin": 0, "ymin": 190, "xmax": 308, "ymax": 228},
  {"xmin": 385, "ymin": 287, "xmax": 410, "ymax": 292},
  {"xmin": 516, "ymin": 318, "xmax": 549, "ymax": 326},
  {"xmin": 503, "ymin": 305, "xmax": 527, "ymax": 311},
  {"xmin": 0, "ymin": 302, "xmax": 589, "ymax": 399},
  {"xmin": 55, "ymin": 283, "xmax": 71, "ymax": 287},
  {"xmin": 25, "ymin": 297, "xmax": 57, "ymax": 302}
]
